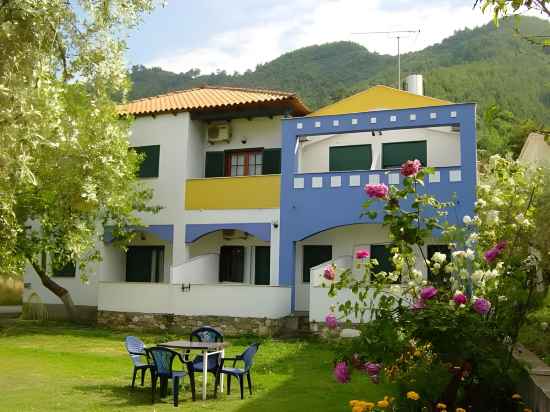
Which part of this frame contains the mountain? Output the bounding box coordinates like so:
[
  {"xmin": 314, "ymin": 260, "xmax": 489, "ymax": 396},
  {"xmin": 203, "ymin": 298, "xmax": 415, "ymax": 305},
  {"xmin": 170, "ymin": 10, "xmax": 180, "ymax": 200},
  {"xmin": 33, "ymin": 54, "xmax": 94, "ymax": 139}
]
[{"xmin": 127, "ymin": 17, "xmax": 550, "ymax": 155}]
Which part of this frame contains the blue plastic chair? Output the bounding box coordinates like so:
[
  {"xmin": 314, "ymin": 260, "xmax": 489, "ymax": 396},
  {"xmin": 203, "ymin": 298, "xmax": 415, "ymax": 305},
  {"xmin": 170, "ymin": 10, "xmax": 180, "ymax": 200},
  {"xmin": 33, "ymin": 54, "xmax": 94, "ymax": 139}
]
[
  {"xmin": 124, "ymin": 336, "xmax": 153, "ymax": 388},
  {"xmin": 214, "ymin": 343, "xmax": 260, "ymax": 399},
  {"xmin": 146, "ymin": 346, "xmax": 195, "ymax": 406},
  {"xmin": 188, "ymin": 326, "xmax": 224, "ymax": 384}
]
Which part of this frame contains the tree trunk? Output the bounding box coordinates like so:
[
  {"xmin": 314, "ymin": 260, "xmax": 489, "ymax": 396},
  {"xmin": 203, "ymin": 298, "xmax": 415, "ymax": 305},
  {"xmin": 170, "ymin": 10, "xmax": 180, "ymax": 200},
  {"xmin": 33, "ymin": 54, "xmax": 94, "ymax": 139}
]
[{"xmin": 28, "ymin": 258, "xmax": 78, "ymax": 321}]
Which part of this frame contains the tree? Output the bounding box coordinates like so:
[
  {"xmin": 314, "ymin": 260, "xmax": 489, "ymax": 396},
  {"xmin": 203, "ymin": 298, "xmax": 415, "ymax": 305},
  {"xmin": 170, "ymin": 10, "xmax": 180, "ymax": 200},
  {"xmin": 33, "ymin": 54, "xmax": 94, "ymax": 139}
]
[
  {"xmin": 0, "ymin": 0, "xmax": 159, "ymax": 319},
  {"xmin": 476, "ymin": 0, "xmax": 550, "ymax": 19}
]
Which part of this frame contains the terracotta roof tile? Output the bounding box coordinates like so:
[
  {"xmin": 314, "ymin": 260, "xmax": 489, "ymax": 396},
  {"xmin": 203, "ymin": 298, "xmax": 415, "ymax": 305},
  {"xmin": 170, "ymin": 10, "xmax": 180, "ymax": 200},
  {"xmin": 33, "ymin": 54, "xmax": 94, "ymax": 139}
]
[{"xmin": 119, "ymin": 85, "xmax": 310, "ymax": 116}]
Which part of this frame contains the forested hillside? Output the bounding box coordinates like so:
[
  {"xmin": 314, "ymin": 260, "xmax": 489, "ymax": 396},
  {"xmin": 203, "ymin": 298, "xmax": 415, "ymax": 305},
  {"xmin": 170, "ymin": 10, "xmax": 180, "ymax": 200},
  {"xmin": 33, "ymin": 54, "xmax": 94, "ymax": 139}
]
[{"xmin": 128, "ymin": 17, "xmax": 550, "ymax": 156}]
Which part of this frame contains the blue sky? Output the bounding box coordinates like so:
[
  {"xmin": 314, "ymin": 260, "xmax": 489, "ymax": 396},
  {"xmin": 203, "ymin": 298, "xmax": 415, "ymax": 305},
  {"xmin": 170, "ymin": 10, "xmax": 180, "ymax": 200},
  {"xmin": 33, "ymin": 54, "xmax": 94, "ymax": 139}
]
[{"xmin": 125, "ymin": 0, "xmax": 544, "ymax": 75}]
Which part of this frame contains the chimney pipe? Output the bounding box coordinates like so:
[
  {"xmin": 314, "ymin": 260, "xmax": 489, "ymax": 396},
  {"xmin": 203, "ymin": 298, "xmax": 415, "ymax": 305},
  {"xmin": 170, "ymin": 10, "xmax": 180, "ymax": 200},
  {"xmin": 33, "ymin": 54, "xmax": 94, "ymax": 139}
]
[{"xmin": 405, "ymin": 74, "xmax": 423, "ymax": 96}]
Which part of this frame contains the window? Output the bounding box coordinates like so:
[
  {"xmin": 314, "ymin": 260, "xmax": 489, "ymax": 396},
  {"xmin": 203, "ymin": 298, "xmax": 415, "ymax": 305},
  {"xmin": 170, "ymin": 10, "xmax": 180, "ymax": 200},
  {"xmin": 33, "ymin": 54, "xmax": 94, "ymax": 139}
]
[
  {"xmin": 427, "ymin": 244, "xmax": 451, "ymax": 283},
  {"xmin": 254, "ymin": 246, "xmax": 270, "ymax": 285},
  {"xmin": 133, "ymin": 145, "xmax": 160, "ymax": 178},
  {"xmin": 382, "ymin": 141, "xmax": 427, "ymax": 169},
  {"xmin": 329, "ymin": 144, "xmax": 372, "ymax": 171},
  {"xmin": 125, "ymin": 246, "xmax": 164, "ymax": 282},
  {"xmin": 219, "ymin": 246, "xmax": 244, "ymax": 282},
  {"xmin": 53, "ymin": 261, "xmax": 76, "ymax": 278},
  {"xmin": 226, "ymin": 150, "xmax": 263, "ymax": 176},
  {"xmin": 302, "ymin": 245, "xmax": 332, "ymax": 283},
  {"xmin": 370, "ymin": 244, "xmax": 397, "ymax": 281}
]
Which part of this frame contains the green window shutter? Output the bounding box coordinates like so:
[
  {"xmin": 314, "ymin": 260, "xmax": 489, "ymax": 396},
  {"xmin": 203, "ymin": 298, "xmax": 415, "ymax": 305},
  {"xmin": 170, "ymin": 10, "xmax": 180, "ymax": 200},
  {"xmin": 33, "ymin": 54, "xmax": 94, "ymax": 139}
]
[
  {"xmin": 254, "ymin": 246, "xmax": 271, "ymax": 285},
  {"xmin": 262, "ymin": 148, "xmax": 281, "ymax": 174},
  {"xmin": 302, "ymin": 245, "xmax": 332, "ymax": 283},
  {"xmin": 53, "ymin": 261, "xmax": 76, "ymax": 278},
  {"xmin": 382, "ymin": 141, "xmax": 427, "ymax": 169},
  {"xmin": 329, "ymin": 144, "xmax": 372, "ymax": 171},
  {"xmin": 205, "ymin": 151, "xmax": 225, "ymax": 177},
  {"xmin": 370, "ymin": 244, "xmax": 395, "ymax": 275},
  {"xmin": 134, "ymin": 145, "xmax": 160, "ymax": 178}
]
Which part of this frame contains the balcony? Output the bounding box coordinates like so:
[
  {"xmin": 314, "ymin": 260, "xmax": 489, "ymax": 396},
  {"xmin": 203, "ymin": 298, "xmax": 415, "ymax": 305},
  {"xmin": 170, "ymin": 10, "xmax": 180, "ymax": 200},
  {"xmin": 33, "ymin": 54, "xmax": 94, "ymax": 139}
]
[
  {"xmin": 285, "ymin": 166, "xmax": 475, "ymax": 240},
  {"xmin": 185, "ymin": 175, "xmax": 280, "ymax": 210}
]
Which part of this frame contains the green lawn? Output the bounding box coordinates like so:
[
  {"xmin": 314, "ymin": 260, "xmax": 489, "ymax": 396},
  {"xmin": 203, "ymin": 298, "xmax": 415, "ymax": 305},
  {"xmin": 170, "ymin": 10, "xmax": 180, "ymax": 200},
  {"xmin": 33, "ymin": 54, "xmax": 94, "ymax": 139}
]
[{"xmin": 0, "ymin": 321, "xmax": 393, "ymax": 412}]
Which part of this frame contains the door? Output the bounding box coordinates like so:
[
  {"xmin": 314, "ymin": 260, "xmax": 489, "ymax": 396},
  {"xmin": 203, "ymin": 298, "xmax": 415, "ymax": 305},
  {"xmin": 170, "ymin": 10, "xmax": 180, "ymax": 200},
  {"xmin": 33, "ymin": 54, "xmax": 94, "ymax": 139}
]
[
  {"xmin": 219, "ymin": 246, "xmax": 244, "ymax": 282},
  {"xmin": 126, "ymin": 246, "xmax": 164, "ymax": 282},
  {"xmin": 296, "ymin": 245, "xmax": 332, "ymax": 312},
  {"xmin": 254, "ymin": 246, "xmax": 270, "ymax": 285}
]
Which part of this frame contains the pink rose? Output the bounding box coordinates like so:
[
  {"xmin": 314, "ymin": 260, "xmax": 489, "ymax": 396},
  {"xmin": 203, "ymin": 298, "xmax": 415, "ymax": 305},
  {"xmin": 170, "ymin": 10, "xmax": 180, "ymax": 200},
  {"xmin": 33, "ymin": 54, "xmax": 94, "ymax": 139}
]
[
  {"xmin": 325, "ymin": 313, "xmax": 338, "ymax": 329},
  {"xmin": 333, "ymin": 361, "xmax": 350, "ymax": 383},
  {"xmin": 484, "ymin": 240, "xmax": 507, "ymax": 263},
  {"xmin": 412, "ymin": 299, "xmax": 426, "ymax": 311},
  {"xmin": 355, "ymin": 249, "xmax": 369, "ymax": 259},
  {"xmin": 400, "ymin": 159, "xmax": 422, "ymax": 177},
  {"xmin": 323, "ymin": 265, "xmax": 336, "ymax": 280},
  {"xmin": 473, "ymin": 297, "xmax": 491, "ymax": 315},
  {"xmin": 364, "ymin": 183, "xmax": 389, "ymax": 199},
  {"xmin": 364, "ymin": 362, "xmax": 382, "ymax": 377},
  {"xmin": 420, "ymin": 286, "xmax": 438, "ymax": 300},
  {"xmin": 453, "ymin": 293, "xmax": 467, "ymax": 305}
]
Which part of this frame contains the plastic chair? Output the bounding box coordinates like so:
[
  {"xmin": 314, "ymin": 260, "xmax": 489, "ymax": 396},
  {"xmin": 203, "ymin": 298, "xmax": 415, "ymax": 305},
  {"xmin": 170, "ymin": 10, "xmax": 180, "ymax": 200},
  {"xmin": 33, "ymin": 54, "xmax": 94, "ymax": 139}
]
[
  {"xmin": 146, "ymin": 346, "xmax": 195, "ymax": 407},
  {"xmin": 188, "ymin": 326, "xmax": 224, "ymax": 380},
  {"xmin": 214, "ymin": 343, "xmax": 260, "ymax": 399},
  {"xmin": 124, "ymin": 336, "xmax": 153, "ymax": 388}
]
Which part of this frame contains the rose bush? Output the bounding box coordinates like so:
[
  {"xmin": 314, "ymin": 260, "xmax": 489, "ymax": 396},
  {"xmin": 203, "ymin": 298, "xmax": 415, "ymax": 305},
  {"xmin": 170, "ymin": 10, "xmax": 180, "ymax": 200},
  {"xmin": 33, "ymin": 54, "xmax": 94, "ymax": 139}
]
[{"xmin": 327, "ymin": 156, "xmax": 547, "ymax": 411}]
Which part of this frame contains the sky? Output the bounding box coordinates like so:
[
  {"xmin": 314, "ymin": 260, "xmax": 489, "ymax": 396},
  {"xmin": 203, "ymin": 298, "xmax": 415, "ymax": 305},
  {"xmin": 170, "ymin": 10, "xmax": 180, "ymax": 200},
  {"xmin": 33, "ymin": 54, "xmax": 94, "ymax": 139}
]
[{"xmin": 125, "ymin": 0, "xmax": 545, "ymax": 75}]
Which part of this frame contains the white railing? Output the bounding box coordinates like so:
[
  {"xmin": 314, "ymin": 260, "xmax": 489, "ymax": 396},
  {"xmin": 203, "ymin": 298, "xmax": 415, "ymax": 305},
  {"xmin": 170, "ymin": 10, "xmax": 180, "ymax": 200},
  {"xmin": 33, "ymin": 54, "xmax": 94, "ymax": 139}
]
[
  {"xmin": 98, "ymin": 282, "xmax": 292, "ymax": 319},
  {"xmin": 171, "ymin": 254, "xmax": 219, "ymax": 284}
]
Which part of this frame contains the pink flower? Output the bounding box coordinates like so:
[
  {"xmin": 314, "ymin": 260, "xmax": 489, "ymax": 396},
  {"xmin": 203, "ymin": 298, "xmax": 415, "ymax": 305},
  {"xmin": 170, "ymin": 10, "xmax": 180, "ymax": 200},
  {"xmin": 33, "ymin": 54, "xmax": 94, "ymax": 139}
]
[
  {"xmin": 323, "ymin": 265, "xmax": 336, "ymax": 280},
  {"xmin": 364, "ymin": 183, "xmax": 389, "ymax": 199},
  {"xmin": 412, "ymin": 299, "xmax": 426, "ymax": 311},
  {"xmin": 400, "ymin": 159, "xmax": 422, "ymax": 177},
  {"xmin": 333, "ymin": 361, "xmax": 350, "ymax": 383},
  {"xmin": 355, "ymin": 249, "xmax": 370, "ymax": 259},
  {"xmin": 453, "ymin": 293, "xmax": 467, "ymax": 305},
  {"xmin": 325, "ymin": 313, "xmax": 338, "ymax": 329},
  {"xmin": 484, "ymin": 240, "xmax": 508, "ymax": 263},
  {"xmin": 364, "ymin": 362, "xmax": 382, "ymax": 377},
  {"xmin": 473, "ymin": 297, "xmax": 491, "ymax": 315},
  {"xmin": 420, "ymin": 286, "xmax": 438, "ymax": 300}
]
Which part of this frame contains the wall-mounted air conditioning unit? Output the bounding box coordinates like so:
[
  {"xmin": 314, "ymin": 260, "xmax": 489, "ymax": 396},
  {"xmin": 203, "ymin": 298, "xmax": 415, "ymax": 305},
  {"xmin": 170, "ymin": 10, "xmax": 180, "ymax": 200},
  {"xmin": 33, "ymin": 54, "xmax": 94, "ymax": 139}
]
[{"xmin": 207, "ymin": 121, "xmax": 232, "ymax": 144}]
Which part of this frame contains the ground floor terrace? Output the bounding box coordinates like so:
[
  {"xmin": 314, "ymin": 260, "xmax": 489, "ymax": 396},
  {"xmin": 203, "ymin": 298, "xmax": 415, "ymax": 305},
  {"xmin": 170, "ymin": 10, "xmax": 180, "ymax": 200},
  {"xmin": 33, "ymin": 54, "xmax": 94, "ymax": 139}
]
[{"xmin": 24, "ymin": 223, "xmax": 451, "ymax": 333}]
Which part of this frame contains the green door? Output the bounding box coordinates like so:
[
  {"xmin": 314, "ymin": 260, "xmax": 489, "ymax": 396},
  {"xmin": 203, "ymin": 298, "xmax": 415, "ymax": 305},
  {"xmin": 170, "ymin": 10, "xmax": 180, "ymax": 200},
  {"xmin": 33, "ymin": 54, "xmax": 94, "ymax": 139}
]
[
  {"xmin": 302, "ymin": 245, "xmax": 332, "ymax": 283},
  {"xmin": 219, "ymin": 246, "xmax": 244, "ymax": 282},
  {"xmin": 254, "ymin": 246, "xmax": 270, "ymax": 285},
  {"xmin": 329, "ymin": 144, "xmax": 372, "ymax": 171}
]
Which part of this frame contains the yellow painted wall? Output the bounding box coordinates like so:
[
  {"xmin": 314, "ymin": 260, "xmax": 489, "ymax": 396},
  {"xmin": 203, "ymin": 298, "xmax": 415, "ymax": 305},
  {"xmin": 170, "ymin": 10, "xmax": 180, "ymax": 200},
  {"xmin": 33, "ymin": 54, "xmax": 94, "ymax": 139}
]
[
  {"xmin": 185, "ymin": 175, "xmax": 280, "ymax": 210},
  {"xmin": 310, "ymin": 85, "xmax": 451, "ymax": 116}
]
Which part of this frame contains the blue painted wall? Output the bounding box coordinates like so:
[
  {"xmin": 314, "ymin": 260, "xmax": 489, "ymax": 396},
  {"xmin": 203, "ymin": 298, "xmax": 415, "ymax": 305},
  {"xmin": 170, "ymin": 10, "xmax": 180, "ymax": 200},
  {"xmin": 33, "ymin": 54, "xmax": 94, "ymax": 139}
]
[{"xmin": 279, "ymin": 104, "xmax": 477, "ymax": 291}]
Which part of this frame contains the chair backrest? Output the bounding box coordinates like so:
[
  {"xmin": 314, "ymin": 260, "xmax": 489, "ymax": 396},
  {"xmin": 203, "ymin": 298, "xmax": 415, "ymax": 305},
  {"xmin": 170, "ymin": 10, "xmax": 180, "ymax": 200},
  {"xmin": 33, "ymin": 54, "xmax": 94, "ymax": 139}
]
[
  {"xmin": 146, "ymin": 346, "xmax": 177, "ymax": 377},
  {"xmin": 241, "ymin": 343, "xmax": 260, "ymax": 372},
  {"xmin": 125, "ymin": 336, "xmax": 146, "ymax": 366},
  {"xmin": 190, "ymin": 326, "xmax": 223, "ymax": 343}
]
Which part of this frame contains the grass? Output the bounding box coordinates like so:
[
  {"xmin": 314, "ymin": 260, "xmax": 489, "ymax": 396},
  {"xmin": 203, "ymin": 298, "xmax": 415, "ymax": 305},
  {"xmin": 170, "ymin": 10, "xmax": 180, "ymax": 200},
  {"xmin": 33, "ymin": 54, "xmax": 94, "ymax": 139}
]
[
  {"xmin": 0, "ymin": 321, "xmax": 394, "ymax": 412},
  {"xmin": 519, "ymin": 290, "xmax": 550, "ymax": 365},
  {"xmin": 0, "ymin": 276, "xmax": 22, "ymax": 306}
]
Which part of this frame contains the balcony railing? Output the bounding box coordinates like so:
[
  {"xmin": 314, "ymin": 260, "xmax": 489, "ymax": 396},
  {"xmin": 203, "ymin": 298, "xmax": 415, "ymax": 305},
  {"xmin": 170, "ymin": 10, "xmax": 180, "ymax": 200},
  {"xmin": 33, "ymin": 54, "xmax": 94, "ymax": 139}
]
[{"xmin": 185, "ymin": 175, "xmax": 280, "ymax": 210}]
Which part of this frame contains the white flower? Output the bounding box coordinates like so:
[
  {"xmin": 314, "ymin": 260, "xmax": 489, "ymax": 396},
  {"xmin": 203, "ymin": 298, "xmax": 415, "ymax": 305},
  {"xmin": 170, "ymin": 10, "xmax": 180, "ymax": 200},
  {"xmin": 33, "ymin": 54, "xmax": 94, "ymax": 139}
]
[
  {"xmin": 498, "ymin": 295, "xmax": 508, "ymax": 302},
  {"xmin": 411, "ymin": 269, "xmax": 422, "ymax": 281},
  {"xmin": 486, "ymin": 210, "xmax": 500, "ymax": 225},
  {"xmin": 432, "ymin": 252, "xmax": 447, "ymax": 264},
  {"xmin": 452, "ymin": 250, "xmax": 466, "ymax": 259},
  {"xmin": 463, "ymin": 215, "xmax": 472, "ymax": 225},
  {"xmin": 454, "ymin": 290, "xmax": 464, "ymax": 296},
  {"xmin": 465, "ymin": 249, "xmax": 475, "ymax": 260},
  {"xmin": 389, "ymin": 285, "xmax": 401, "ymax": 295},
  {"xmin": 459, "ymin": 304, "xmax": 466, "ymax": 309},
  {"xmin": 459, "ymin": 268, "xmax": 469, "ymax": 280},
  {"xmin": 467, "ymin": 233, "xmax": 479, "ymax": 244},
  {"xmin": 476, "ymin": 199, "xmax": 487, "ymax": 208},
  {"xmin": 433, "ymin": 263, "xmax": 441, "ymax": 271},
  {"xmin": 472, "ymin": 270, "xmax": 484, "ymax": 284}
]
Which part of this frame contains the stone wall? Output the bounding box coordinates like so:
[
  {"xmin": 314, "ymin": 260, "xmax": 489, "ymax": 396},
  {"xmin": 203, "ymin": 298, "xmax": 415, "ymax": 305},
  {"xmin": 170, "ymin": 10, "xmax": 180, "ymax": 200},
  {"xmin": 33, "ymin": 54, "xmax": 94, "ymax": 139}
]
[{"xmin": 97, "ymin": 310, "xmax": 287, "ymax": 336}]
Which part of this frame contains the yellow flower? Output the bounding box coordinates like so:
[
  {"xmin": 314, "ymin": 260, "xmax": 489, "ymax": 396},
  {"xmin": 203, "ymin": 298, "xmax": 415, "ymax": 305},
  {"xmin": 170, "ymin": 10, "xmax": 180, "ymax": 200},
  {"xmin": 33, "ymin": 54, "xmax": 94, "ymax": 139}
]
[
  {"xmin": 365, "ymin": 402, "xmax": 375, "ymax": 411},
  {"xmin": 456, "ymin": 408, "xmax": 466, "ymax": 412},
  {"xmin": 512, "ymin": 393, "xmax": 522, "ymax": 400},
  {"xmin": 377, "ymin": 399, "xmax": 390, "ymax": 408},
  {"xmin": 406, "ymin": 391, "xmax": 420, "ymax": 401},
  {"xmin": 523, "ymin": 409, "xmax": 532, "ymax": 412},
  {"xmin": 436, "ymin": 403, "xmax": 447, "ymax": 409},
  {"xmin": 414, "ymin": 350, "xmax": 422, "ymax": 357}
]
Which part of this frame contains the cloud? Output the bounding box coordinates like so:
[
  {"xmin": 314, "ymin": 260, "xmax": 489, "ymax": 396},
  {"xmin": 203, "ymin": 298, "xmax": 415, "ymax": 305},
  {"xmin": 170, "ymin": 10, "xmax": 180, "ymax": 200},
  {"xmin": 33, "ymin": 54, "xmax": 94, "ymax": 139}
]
[{"xmin": 144, "ymin": 0, "xmax": 507, "ymax": 74}]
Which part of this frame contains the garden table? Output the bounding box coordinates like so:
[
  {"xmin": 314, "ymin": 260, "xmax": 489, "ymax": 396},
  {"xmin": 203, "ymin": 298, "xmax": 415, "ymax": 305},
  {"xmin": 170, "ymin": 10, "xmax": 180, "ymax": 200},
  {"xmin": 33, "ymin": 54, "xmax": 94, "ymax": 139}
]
[{"xmin": 159, "ymin": 340, "xmax": 229, "ymax": 401}]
